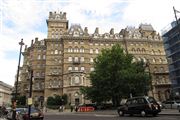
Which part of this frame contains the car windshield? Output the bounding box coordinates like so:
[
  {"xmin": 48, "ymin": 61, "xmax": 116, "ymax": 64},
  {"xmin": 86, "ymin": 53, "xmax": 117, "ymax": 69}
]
[
  {"xmin": 31, "ymin": 108, "xmax": 40, "ymax": 113},
  {"xmin": 24, "ymin": 108, "xmax": 40, "ymax": 113},
  {"xmin": 147, "ymin": 97, "xmax": 156, "ymax": 103}
]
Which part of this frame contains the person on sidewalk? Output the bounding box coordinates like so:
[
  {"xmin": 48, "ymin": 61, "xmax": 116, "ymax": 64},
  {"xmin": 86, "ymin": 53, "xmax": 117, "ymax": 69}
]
[
  {"xmin": 59, "ymin": 105, "xmax": 62, "ymax": 112},
  {"xmin": 70, "ymin": 105, "xmax": 74, "ymax": 112},
  {"xmin": 75, "ymin": 105, "xmax": 78, "ymax": 112}
]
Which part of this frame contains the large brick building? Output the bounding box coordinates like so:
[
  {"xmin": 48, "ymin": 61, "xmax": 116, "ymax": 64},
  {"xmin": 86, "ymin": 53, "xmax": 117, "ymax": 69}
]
[{"xmin": 19, "ymin": 11, "xmax": 171, "ymax": 106}]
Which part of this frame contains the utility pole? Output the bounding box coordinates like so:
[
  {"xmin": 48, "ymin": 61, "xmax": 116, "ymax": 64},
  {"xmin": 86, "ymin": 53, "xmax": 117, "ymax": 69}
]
[{"xmin": 28, "ymin": 69, "xmax": 33, "ymax": 120}]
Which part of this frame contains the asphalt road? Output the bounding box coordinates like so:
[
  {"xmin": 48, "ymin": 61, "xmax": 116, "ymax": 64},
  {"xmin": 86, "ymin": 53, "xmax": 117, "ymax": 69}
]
[{"xmin": 44, "ymin": 114, "xmax": 180, "ymax": 120}]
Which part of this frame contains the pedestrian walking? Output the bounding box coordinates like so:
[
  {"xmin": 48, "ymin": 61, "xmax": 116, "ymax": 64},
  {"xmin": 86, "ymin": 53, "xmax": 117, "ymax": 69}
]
[
  {"xmin": 70, "ymin": 105, "xmax": 73, "ymax": 112},
  {"xmin": 75, "ymin": 105, "xmax": 78, "ymax": 112},
  {"xmin": 59, "ymin": 106, "xmax": 62, "ymax": 112}
]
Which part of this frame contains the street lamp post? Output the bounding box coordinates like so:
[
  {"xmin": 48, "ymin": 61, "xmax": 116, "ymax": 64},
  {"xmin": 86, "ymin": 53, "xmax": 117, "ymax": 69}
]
[
  {"xmin": 145, "ymin": 61, "xmax": 154, "ymax": 97},
  {"xmin": 12, "ymin": 39, "xmax": 24, "ymax": 120},
  {"xmin": 28, "ymin": 69, "xmax": 33, "ymax": 120}
]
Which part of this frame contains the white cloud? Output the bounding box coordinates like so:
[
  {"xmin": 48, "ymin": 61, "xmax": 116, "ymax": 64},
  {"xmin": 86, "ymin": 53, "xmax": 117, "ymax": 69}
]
[
  {"xmin": 0, "ymin": 0, "xmax": 180, "ymax": 86},
  {"xmin": 122, "ymin": 0, "xmax": 180, "ymax": 33}
]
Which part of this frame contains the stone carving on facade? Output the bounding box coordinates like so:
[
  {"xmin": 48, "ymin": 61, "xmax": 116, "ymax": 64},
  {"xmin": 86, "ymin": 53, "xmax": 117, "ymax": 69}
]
[
  {"xmin": 68, "ymin": 24, "xmax": 84, "ymax": 37},
  {"xmin": 93, "ymin": 27, "xmax": 100, "ymax": 38},
  {"xmin": 84, "ymin": 27, "xmax": 89, "ymax": 36}
]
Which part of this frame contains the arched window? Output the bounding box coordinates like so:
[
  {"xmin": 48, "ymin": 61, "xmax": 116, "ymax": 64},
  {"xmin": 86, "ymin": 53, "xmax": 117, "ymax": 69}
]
[
  {"xmin": 132, "ymin": 48, "xmax": 136, "ymax": 53},
  {"xmin": 90, "ymin": 58, "xmax": 94, "ymax": 62},
  {"xmin": 37, "ymin": 54, "xmax": 41, "ymax": 60},
  {"xmin": 68, "ymin": 47, "xmax": 72, "ymax": 52},
  {"xmin": 95, "ymin": 48, "xmax": 99, "ymax": 54},
  {"xmin": 43, "ymin": 55, "xmax": 46, "ymax": 59},
  {"xmin": 80, "ymin": 47, "xmax": 84, "ymax": 53},
  {"xmin": 137, "ymin": 48, "xmax": 140, "ymax": 53},
  {"xmin": 159, "ymin": 58, "xmax": 163, "ymax": 63},
  {"xmin": 74, "ymin": 47, "xmax": 79, "ymax": 53},
  {"xmin": 142, "ymin": 57, "xmax": 147, "ymax": 63},
  {"xmin": 55, "ymin": 49, "xmax": 58, "ymax": 54},
  {"xmin": 55, "ymin": 31, "xmax": 58, "ymax": 38},
  {"xmin": 152, "ymin": 58, "xmax": 156, "ymax": 63},
  {"xmin": 152, "ymin": 50, "xmax": 155, "ymax": 55},
  {"xmin": 162, "ymin": 76, "xmax": 165, "ymax": 83},
  {"xmin": 155, "ymin": 76, "xmax": 159, "ymax": 84},
  {"xmin": 154, "ymin": 67, "xmax": 157, "ymax": 72},
  {"xmin": 160, "ymin": 67, "xmax": 164, "ymax": 72},
  {"xmin": 142, "ymin": 48, "xmax": 146, "ymax": 53},
  {"xmin": 158, "ymin": 50, "xmax": 161, "ymax": 55},
  {"xmin": 74, "ymin": 76, "xmax": 80, "ymax": 84}
]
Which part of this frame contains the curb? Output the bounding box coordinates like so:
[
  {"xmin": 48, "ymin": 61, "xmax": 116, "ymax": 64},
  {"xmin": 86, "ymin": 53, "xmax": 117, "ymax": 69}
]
[{"xmin": 44, "ymin": 109, "xmax": 180, "ymax": 116}]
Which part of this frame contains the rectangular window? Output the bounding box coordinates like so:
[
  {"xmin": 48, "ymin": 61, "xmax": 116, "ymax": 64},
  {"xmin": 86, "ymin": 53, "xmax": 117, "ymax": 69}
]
[
  {"xmin": 80, "ymin": 57, "xmax": 84, "ymax": 62},
  {"xmin": 81, "ymin": 67, "xmax": 85, "ymax": 71},
  {"xmin": 68, "ymin": 67, "xmax": 72, "ymax": 71},
  {"xmin": 90, "ymin": 49, "xmax": 93, "ymax": 53},
  {"xmin": 90, "ymin": 67, "xmax": 94, "ymax": 71},
  {"xmin": 68, "ymin": 57, "xmax": 72, "ymax": 62},
  {"xmin": 37, "ymin": 55, "xmax": 41, "ymax": 59},
  {"xmin": 74, "ymin": 57, "xmax": 79, "ymax": 62},
  {"xmin": 43, "ymin": 55, "xmax": 46, "ymax": 59},
  {"xmin": 90, "ymin": 58, "xmax": 93, "ymax": 62},
  {"xmin": 75, "ymin": 67, "xmax": 78, "ymax": 71}
]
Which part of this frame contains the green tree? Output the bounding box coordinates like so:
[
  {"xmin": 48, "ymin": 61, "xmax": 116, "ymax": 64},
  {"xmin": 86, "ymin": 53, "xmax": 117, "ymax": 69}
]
[
  {"xmin": 62, "ymin": 94, "xmax": 68, "ymax": 105},
  {"xmin": 17, "ymin": 96, "xmax": 26, "ymax": 106},
  {"xmin": 47, "ymin": 96, "xmax": 55, "ymax": 106},
  {"xmin": 47, "ymin": 94, "xmax": 68, "ymax": 106},
  {"xmin": 81, "ymin": 44, "xmax": 151, "ymax": 107}
]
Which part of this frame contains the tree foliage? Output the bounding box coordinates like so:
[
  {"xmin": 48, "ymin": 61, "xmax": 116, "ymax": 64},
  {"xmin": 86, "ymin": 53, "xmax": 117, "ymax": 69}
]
[
  {"xmin": 16, "ymin": 95, "xmax": 26, "ymax": 106},
  {"xmin": 47, "ymin": 94, "xmax": 68, "ymax": 106},
  {"xmin": 11, "ymin": 95, "xmax": 26, "ymax": 107},
  {"xmin": 81, "ymin": 44, "xmax": 151, "ymax": 106}
]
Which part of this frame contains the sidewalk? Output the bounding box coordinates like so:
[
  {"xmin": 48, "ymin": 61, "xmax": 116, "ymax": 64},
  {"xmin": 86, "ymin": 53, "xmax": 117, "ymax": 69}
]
[
  {"xmin": 44, "ymin": 109, "xmax": 180, "ymax": 116},
  {"xmin": 160, "ymin": 109, "xmax": 180, "ymax": 116}
]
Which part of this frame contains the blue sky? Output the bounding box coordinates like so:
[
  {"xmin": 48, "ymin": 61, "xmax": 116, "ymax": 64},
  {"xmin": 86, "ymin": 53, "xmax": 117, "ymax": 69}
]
[{"xmin": 0, "ymin": 0, "xmax": 180, "ymax": 86}]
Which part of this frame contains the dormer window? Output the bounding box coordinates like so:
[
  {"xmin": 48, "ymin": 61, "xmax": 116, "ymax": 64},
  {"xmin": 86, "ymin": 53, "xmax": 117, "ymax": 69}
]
[{"xmin": 73, "ymin": 31, "xmax": 79, "ymax": 37}]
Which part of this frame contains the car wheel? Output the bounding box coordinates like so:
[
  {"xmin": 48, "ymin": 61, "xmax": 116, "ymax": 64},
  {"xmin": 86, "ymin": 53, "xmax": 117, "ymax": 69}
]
[
  {"xmin": 153, "ymin": 113, "xmax": 157, "ymax": 117},
  {"xmin": 129, "ymin": 114, "xmax": 133, "ymax": 116},
  {"xmin": 118, "ymin": 110, "xmax": 124, "ymax": 116},
  {"xmin": 140, "ymin": 110, "xmax": 146, "ymax": 117}
]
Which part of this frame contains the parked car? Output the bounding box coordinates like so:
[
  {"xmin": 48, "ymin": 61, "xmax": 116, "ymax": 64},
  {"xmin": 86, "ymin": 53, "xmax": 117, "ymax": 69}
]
[
  {"xmin": 162, "ymin": 100, "xmax": 180, "ymax": 109},
  {"xmin": 19, "ymin": 107, "xmax": 44, "ymax": 120},
  {"xmin": 7, "ymin": 108, "xmax": 26, "ymax": 120},
  {"xmin": 117, "ymin": 96, "xmax": 161, "ymax": 117}
]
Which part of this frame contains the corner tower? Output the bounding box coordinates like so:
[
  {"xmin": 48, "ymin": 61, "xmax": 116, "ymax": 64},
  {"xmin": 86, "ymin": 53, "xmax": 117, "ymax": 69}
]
[
  {"xmin": 46, "ymin": 11, "xmax": 68, "ymax": 39},
  {"xmin": 44, "ymin": 11, "xmax": 68, "ymax": 101}
]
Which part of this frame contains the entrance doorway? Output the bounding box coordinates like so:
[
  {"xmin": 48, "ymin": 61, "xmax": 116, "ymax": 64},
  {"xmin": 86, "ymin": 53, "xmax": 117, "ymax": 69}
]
[{"xmin": 75, "ymin": 98, "xmax": 79, "ymax": 106}]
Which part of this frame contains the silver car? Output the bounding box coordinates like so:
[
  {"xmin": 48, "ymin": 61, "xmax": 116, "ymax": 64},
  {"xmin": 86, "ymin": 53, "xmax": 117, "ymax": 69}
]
[{"xmin": 162, "ymin": 101, "xmax": 180, "ymax": 109}]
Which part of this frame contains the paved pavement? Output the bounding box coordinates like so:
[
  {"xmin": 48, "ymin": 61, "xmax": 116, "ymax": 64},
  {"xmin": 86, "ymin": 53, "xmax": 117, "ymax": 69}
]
[{"xmin": 44, "ymin": 108, "xmax": 180, "ymax": 116}]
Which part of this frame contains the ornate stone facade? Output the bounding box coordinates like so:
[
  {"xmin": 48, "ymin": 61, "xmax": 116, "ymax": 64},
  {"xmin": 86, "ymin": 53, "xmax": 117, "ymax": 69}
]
[
  {"xmin": 20, "ymin": 11, "xmax": 171, "ymax": 106},
  {"xmin": 0, "ymin": 81, "xmax": 12, "ymax": 106}
]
